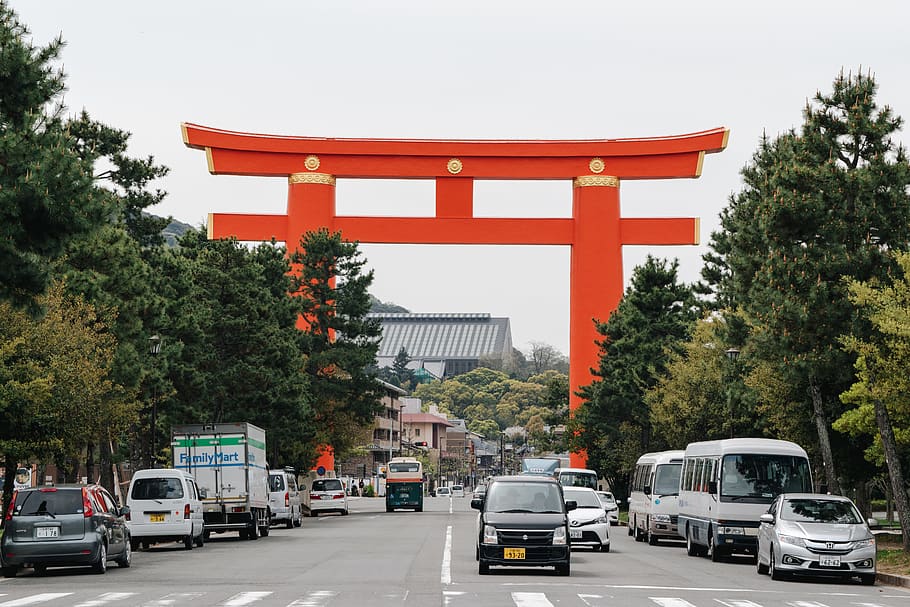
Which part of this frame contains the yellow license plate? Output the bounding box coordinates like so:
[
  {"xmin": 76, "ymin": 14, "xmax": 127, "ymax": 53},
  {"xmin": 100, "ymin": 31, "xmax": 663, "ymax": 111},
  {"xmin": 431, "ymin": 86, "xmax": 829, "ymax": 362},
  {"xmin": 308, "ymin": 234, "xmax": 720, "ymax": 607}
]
[
  {"xmin": 504, "ymin": 548, "xmax": 525, "ymax": 560},
  {"xmin": 150, "ymin": 513, "xmax": 165, "ymax": 523}
]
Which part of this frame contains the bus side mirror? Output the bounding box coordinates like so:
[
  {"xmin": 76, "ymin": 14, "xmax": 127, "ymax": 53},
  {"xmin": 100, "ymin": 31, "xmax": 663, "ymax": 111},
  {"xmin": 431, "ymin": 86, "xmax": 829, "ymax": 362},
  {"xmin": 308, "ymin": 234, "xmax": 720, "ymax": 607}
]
[
  {"xmin": 470, "ymin": 498, "xmax": 483, "ymax": 510},
  {"xmin": 643, "ymin": 485, "xmax": 651, "ymax": 496},
  {"xmin": 708, "ymin": 481, "xmax": 718, "ymax": 495}
]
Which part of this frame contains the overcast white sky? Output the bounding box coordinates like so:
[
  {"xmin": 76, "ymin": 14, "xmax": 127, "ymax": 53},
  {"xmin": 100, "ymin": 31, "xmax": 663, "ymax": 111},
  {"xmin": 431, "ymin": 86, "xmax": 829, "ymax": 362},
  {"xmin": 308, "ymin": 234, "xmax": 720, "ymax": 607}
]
[{"xmin": 14, "ymin": 1, "xmax": 910, "ymax": 354}]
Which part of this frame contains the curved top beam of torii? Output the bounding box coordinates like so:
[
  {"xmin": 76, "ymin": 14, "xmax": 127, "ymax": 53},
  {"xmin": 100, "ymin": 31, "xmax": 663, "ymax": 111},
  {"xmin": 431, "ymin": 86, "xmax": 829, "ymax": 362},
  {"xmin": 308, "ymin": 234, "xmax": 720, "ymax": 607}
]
[{"xmin": 182, "ymin": 123, "xmax": 728, "ymax": 180}]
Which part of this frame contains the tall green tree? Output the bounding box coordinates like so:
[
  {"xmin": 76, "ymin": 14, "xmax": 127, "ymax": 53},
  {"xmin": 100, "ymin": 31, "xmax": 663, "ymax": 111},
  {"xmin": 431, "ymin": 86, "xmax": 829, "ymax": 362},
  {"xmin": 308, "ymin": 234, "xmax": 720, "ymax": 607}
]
[
  {"xmin": 573, "ymin": 256, "xmax": 697, "ymax": 500},
  {"xmin": 700, "ymin": 70, "xmax": 910, "ymax": 494},
  {"xmin": 290, "ymin": 229, "xmax": 383, "ymax": 462},
  {"xmin": 837, "ymin": 251, "xmax": 910, "ymax": 550},
  {"xmin": 0, "ymin": 3, "xmax": 108, "ymax": 315}
]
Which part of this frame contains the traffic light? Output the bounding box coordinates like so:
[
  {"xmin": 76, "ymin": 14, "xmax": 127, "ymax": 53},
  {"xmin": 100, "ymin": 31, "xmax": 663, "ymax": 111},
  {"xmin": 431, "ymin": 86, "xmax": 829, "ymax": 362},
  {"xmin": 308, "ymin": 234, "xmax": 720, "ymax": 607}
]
[{"xmin": 415, "ymin": 441, "xmax": 428, "ymax": 447}]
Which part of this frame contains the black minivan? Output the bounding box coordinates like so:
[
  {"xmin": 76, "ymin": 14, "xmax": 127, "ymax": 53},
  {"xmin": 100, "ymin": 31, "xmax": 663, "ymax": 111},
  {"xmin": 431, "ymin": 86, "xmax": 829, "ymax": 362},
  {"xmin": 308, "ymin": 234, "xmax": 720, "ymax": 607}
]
[{"xmin": 472, "ymin": 475, "xmax": 575, "ymax": 575}]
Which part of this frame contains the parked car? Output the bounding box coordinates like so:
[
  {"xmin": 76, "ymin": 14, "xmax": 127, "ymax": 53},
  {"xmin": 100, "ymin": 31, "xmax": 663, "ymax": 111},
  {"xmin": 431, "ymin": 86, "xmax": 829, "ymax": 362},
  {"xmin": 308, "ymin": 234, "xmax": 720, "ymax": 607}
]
[
  {"xmin": 472, "ymin": 475, "xmax": 574, "ymax": 575},
  {"xmin": 473, "ymin": 485, "xmax": 487, "ymax": 500},
  {"xmin": 756, "ymin": 493, "xmax": 876, "ymax": 585},
  {"xmin": 563, "ymin": 487, "xmax": 610, "ymax": 552},
  {"xmin": 436, "ymin": 486, "xmax": 451, "ymax": 497},
  {"xmin": 2, "ymin": 484, "xmax": 132, "ymax": 577},
  {"xmin": 126, "ymin": 468, "xmax": 204, "ymax": 550},
  {"xmin": 596, "ymin": 490, "xmax": 620, "ymax": 526},
  {"xmin": 269, "ymin": 468, "xmax": 303, "ymax": 528},
  {"xmin": 451, "ymin": 485, "xmax": 465, "ymax": 498},
  {"xmin": 307, "ymin": 477, "xmax": 348, "ymax": 516}
]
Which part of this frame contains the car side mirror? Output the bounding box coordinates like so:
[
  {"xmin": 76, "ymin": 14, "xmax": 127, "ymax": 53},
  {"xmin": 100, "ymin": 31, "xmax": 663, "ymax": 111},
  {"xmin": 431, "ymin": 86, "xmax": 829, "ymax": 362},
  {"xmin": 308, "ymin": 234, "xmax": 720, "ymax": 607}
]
[
  {"xmin": 759, "ymin": 513, "xmax": 774, "ymax": 524},
  {"xmin": 615, "ymin": 498, "xmax": 622, "ymax": 504},
  {"xmin": 643, "ymin": 485, "xmax": 651, "ymax": 496},
  {"xmin": 565, "ymin": 500, "xmax": 577, "ymax": 512},
  {"xmin": 708, "ymin": 481, "xmax": 718, "ymax": 495},
  {"xmin": 867, "ymin": 518, "xmax": 880, "ymax": 529},
  {"xmin": 120, "ymin": 505, "xmax": 131, "ymax": 516},
  {"xmin": 470, "ymin": 498, "xmax": 484, "ymax": 510}
]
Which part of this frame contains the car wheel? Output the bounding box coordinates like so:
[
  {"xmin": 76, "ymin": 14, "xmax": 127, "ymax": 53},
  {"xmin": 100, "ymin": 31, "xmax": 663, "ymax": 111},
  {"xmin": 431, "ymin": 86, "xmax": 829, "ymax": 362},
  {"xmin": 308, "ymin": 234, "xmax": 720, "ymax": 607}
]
[
  {"xmin": 769, "ymin": 547, "xmax": 785, "ymax": 580},
  {"xmin": 756, "ymin": 550, "xmax": 768, "ymax": 575},
  {"xmin": 286, "ymin": 516, "xmax": 294, "ymax": 529},
  {"xmin": 294, "ymin": 513, "xmax": 302, "ymax": 527},
  {"xmin": 708, "ymin": 532, "xmax": 723, "ymax": 562},
  {"xmin": 686, "ymin": 527, "xmax": 697, "ymax": 556},
  {"xmin": 478, "ymin": 559, "xmax": 490, "ymax": 575},
  {"xmin": 2, "ymin": 566, "xmax": 17, "ymax": 578},
  {"xmin": 195, "ymin": 532, "xmax": 205, "ymax": 548},
  {"xmin": 475, "ymin": 545, "xmax": 479, "ymax": 561},
  {"xmin": 861, "ymin": 573, "xmax": 876, "ymax": 585},
  {"xmin": 342, "ymin": 509, "xmax": 349, "ymax": 516},
  {"xmin": 648, "ymin": 532, "xmax": 659, "ymax": 546},
  {"xmin": 184, "ymin": 534, "xmax": 194, "ymax": 550},
  {"xmin": 130, "ymin": 538, "xmax": 141, "ymax": 552},
  {"xmin": 602, "ymin": 541, "xmax": 610, "ymax": 553},
  {"xmin": 627, "ymin": 522, "xmax": 633, "ymax": 536},
  {"xmin": 260, "ymin": 523, "xmax": 270, "ymax": 537},
  {"xmin": 248, "ymin": 522, "xmax": 259, "ymax": 540},
  {"xmin": 203, "ymin": 531, "xmax": 211, "ymax": 541},
  {"xmin": 92, "ymin": 541, "xmax": 108, "ymax": 574},
  {"xmin": 556, "ymin": 561, "xmax": 570, "ymax": 576},
  {"xmin": 117, "ymin": 538, "xmax": 132, "ymax": 568},
  {"xmin": 591, "ymin": 543, "xmax": 600, "ymax": 552}
]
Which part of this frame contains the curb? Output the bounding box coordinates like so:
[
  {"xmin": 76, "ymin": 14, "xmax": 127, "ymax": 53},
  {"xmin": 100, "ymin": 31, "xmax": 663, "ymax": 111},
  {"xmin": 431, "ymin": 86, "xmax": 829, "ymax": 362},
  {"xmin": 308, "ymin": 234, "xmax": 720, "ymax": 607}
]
[{"xmin": 877, "ymin": 572, "xmax": 910, "ymax": 588}]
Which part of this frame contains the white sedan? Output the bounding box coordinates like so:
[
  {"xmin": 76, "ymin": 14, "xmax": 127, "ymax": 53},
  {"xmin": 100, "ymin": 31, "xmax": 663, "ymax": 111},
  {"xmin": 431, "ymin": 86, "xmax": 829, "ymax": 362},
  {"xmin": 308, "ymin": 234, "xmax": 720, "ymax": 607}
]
[
  {"xmin": 563, "ymin": 487, "xmax": 610, "ymax": 552},
  {"xmin": 596, "ymin": 490, "xmax": 620, "ymax": 525}
]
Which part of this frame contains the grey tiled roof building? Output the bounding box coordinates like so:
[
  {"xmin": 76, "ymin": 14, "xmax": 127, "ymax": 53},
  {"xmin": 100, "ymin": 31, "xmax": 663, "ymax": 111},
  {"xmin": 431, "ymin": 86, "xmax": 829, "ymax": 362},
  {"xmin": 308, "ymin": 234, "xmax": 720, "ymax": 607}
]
[{"xmin": 369, "ymin": 313, "xmax": 513, "ymax": 379}]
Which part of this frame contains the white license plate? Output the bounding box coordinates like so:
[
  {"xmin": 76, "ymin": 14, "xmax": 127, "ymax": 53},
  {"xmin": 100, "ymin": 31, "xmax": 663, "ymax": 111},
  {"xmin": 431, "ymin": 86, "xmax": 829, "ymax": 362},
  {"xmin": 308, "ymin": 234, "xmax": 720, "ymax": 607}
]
[
  {"xmin": 819, "ymin": 557, "xmax": 841, "ymax": 567},
  {"xmin": 36, "ymin": 527, "xmax": 59, "ymax": 538},
  {"xmin": 570, "ymin": 529, "xmax": 582, "ymax": 539}
]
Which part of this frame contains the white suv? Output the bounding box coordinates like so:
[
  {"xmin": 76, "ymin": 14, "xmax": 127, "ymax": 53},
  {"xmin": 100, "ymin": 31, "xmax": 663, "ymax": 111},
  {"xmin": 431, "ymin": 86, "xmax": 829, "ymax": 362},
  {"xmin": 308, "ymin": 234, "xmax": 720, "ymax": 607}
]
[
  {"xmin": 451, "ymin": 485, "xmax": 465, "ymax": 497},
  {"xmin": 269, "ymin": 469, "xmax": 303, "ymax": 528},
  {"xmin": 307, "ymin": 477, "xmax": 349, "ymax": 516},
  {"xmin": 126, "ymin": 469, "xmax": 204, "ymax": 550}
]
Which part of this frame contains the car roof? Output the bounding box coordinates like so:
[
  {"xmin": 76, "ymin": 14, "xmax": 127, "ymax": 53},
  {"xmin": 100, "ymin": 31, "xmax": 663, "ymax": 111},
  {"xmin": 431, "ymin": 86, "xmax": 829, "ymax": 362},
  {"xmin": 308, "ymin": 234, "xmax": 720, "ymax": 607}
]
[
  {"xmin": 491, "ymin": 475, "xmax": 559, "ymax": 484},
  {"xmin": 563, "ymin": 486, "xmax": 597, "ymax": 493},
  {"xmin": 780, "ymin": 493, "xmax": 851, "ymax": 502}
]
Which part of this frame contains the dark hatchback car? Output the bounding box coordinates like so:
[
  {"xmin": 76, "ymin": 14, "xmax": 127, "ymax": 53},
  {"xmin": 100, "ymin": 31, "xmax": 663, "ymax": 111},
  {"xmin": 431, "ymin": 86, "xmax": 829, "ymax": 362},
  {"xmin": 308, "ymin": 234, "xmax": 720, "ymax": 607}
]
[
  {"xmin": 2, "ymin": 484, "xmax": 132, "ymax": 577},
  {"xmin": 472, "ymin": 475, "xmax": 575, "ymax": 576}
]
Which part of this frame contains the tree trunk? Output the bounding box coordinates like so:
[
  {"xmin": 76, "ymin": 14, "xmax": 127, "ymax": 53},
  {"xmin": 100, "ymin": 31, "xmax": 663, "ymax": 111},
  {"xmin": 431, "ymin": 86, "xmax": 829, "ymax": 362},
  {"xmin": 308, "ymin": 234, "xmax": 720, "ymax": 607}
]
[
  {"xmin": 86, "ymin": 442, "xmax": 95, "ymax": 484},
  {"xmin": 99, "ymin": 438, "xmax": 114, "ymax": 494},
  {"xmin": 2, "ymin": 455, "xmax": 15, "ymax": 520},
  {"xmin": 808, "ymin": 378, "xmax": 840, "ymax": 495},
  {"xmin": 872, "ymin": 395, "xmax": 910, "ymax": 551}
]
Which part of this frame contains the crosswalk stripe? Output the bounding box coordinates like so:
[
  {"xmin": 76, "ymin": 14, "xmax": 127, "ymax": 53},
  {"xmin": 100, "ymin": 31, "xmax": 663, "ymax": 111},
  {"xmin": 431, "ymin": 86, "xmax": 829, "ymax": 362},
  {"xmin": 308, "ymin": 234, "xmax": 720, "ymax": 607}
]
[
  {"xmin": 787, "ymin": 602, "xmax": 829, "ymax": 607},
  {"xmin": 285, "ymin": 591, "xmax": 339, "ymax": 606},
  {"xmin": 716, "ymin": 601, "xmax": 764, "ymax": 607},
  {"xmin": 651, "ymin": 600, "xmax": 697, "ymax": 607},
  {"xmin": 0, "ymin": 594, "xmax": 73, "ymax": 607},
  {"xmin": 511, "ymin": 593, "xmax": 554, "ymax": 607},
  {"xmin": 222, "ymin": 592, "xmax": 272, "ymax": 606},
  {"xmin": 142, "ymin": 593, "xmax": 206, "ymax": 606},
  {"xmin": 74, "ymin": 593, "xmax": 137, "ymax": 607}
]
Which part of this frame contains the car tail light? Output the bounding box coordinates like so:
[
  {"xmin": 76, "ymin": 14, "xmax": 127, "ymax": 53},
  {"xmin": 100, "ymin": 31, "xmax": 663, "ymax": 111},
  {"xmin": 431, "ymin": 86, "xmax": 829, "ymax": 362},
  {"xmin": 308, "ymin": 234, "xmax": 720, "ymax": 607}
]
[
  {"xmin": 311, "ymin": 494, "xmax": 321, "ymax": 500},
  {"xmin": 4, "ymin": 490, "xmax": 17, "ymax": 521},
  {"xmin": 82, "ymin": 487, "xmax": 94, "ymax": 518},
  {"xmin": 285, "ymin": 492, "xmax": 289, "ymax": 507},
  {"xmin": 333, "ymin": 493, "xmax": 343, "ymax": 500},
  {"xmin": 184, "ymin": 504, "xmax": 191, "ymax": 519}
]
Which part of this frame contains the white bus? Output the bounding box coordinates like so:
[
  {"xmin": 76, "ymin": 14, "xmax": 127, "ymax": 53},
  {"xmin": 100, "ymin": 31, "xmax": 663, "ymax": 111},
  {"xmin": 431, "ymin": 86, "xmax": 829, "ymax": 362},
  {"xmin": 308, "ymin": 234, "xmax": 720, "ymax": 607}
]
[
  {"xmin": 628, "ymin": 450, "xmax": 684, "ymax": 545},
  {"xmin": 677, "ymin": 438, "xmax": 812, "ymax": 562}
]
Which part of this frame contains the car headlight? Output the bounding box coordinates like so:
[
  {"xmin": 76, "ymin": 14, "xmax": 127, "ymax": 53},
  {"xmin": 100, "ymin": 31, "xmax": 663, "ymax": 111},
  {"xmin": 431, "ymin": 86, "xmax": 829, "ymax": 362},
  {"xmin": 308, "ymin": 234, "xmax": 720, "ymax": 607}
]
[
  {"xmin": 594, "ymin": 515, "xmax": 607, "ymax": 524},
  {"xmin": 852, "ymin": 538, "xmax": 875, "ymax": 549},
  {"xmin": 778, "ymin": 534, "xmax": 806, "ymax": 548},
  {"xmin": 553, "ymin": 526, "xmax": 567, "ymax": 545},
  {"xmin": 482, "ymin": 524, "xmax": 498, "ymax": 545},
  {"xmin": 652, "ymin": 514, "xmax": 671, "ymax": 523}
]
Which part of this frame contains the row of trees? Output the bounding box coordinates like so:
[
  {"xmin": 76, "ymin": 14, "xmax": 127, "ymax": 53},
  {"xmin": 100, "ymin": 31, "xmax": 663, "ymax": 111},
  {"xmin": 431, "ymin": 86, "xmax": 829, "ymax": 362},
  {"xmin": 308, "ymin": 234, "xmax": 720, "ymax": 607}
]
[
  {"xmin": 571, "ymin": 70, "xmax": 910, "ymax": 551},
  {"xmin": 0, "ymin": 4, "xmax": 383, "ymax": 514}
]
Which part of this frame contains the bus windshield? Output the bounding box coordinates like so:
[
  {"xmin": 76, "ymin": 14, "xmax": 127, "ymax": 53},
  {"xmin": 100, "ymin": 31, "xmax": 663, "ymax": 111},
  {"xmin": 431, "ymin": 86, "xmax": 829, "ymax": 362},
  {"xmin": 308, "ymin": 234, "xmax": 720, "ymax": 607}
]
[
  {"xmin": 720, "ymin": 454, "xmax": 811, "ymax": 502},
  {"xmin": 653, "ymin": 463, "xmax": 681, "ymax": 496},
  {"xmin": 389, "ymin": 462, "xmax": 420, "ymax": 474}
]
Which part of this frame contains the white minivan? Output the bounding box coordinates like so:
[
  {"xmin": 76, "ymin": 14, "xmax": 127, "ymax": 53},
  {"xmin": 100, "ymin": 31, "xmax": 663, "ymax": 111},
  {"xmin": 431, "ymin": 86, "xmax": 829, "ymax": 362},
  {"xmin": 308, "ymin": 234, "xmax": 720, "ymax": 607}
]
[
  {"xmin": 269, "ymin": 468, "xmax": 303, "ymax": 528},
  {"xmin": 126, "ymin": 468, "xmax": 205, "ymax": 550},
  {"xmin": 628, "ymin": 450, "xmax": 684, "ymax": 545}
]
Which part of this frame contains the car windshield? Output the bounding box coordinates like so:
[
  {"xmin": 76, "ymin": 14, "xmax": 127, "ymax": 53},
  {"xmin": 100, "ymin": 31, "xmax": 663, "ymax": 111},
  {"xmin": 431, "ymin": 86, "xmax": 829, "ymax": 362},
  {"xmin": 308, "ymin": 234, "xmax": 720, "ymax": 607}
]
[
  {"xmin": 485, "ymin": 482, "xmax": 564, "ymax": 513},
  {"xmin": 452, "ymin": 485, "xmax": 463, "ymax": 491},
  {"xmin": 598, "ymin": 492, "xmax": 615, "ymax": 505},
  {"xmin": 15, "ymin": 490, "xmax": 84, "ymax": 516},
  {"xmin": 270, "ymin": 475, "xmax": 285, "ymax": 491},
  {"xmin": 312, "ymin": 479, "xmax": 343, "ymax": 492},
  {"xmin": 131, "ymin": 477, "xmax": 185, "ymax": 500},
  {"xmin": 563, "ymin": 489, "xmax": 602, "ymax": 508},
  {"xmin": 781, "ymin": 498, "xmax": 862, "ymax": 524}
]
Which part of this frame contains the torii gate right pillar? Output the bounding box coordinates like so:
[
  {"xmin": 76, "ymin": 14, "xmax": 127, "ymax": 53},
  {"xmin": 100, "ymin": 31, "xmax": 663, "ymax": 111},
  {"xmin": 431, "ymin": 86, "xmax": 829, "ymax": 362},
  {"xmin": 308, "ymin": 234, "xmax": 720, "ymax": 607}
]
[{"xmin": 569, "ymin": 176, "xmax": 623, "ymax": 468}]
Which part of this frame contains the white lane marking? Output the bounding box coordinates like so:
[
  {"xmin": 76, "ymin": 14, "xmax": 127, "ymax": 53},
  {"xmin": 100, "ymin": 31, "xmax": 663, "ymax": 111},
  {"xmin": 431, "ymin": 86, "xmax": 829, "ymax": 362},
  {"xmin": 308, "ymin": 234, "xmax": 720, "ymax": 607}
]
[
  {"xmin": 578, "ymin": 595, "xmax": 608, "ymax": 606},
  {"xmin": 443, "ymin": 591, "xmax": 465, "ymax": 606},
  {"xmin": 651, "ymin": 600, "xmax": 697, "ymax": 607},
  {"xmin": 222, "ymin": 592, "xmax": 272, "ymax": 606},
  {"xmin": 512, "ymin": 593, "xmax": 554, "ymax": 607},
  {"xmin": 787, "ymin": 603, "xmax": 829, "ymax": 607},
  {"xmin": 449, "ymin": 497, "xmax": 453, "ymax": 514},
  {"xmin": 74, "ymin": 593, "xmax": 137, "ymax": 606},
  {"xmin": 0, "ymin": 595, "xmax": 73, "ymax": 606},
  {"xmin": 441, "ymin": 524, "xmax": 453, "ymax": 584},
  {"xmin": 142, "ymin": 593, "xmax": 206, "ymax": 606},
  {"xmin": 716, "ymin": 601, "xmax": 764, "ymax": 607},
  {"xmin": 285, "ymin": 590, "xmax": 338, "ymax": 606}
]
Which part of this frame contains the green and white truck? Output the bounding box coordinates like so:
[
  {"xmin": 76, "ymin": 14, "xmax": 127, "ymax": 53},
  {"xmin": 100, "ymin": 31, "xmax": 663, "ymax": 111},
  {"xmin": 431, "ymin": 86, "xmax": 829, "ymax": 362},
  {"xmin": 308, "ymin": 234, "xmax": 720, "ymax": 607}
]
[{"xmin": 172, "ymin": 422, "xmax": 270, "ymax": 540}]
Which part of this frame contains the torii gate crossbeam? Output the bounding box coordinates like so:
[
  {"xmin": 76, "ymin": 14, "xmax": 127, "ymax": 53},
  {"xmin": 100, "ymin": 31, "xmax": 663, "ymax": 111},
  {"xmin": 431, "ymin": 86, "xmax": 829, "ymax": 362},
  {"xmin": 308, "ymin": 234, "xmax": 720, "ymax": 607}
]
[{"xmin": 183, "ymin": 123, "xmax": 728, "ymax": 471}]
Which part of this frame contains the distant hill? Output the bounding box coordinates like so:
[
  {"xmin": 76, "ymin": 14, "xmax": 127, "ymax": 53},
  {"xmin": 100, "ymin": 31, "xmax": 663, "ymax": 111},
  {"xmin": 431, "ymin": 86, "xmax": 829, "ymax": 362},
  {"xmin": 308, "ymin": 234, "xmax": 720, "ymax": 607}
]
[
  {"xmin": 370, "ymin": 295, "xmax": 409, "ymax": 313},
  {"xmin": 161, "ymin": 218, "xmax": 197, "ymax": 247}
]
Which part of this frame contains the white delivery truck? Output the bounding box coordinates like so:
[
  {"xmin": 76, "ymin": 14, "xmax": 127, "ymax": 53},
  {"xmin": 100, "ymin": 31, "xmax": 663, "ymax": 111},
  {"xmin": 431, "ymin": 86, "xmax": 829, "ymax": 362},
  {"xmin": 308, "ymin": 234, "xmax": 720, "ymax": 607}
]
[{"xmin": 171, "ymin": 422, "xmax": 270, "ymax": 540}]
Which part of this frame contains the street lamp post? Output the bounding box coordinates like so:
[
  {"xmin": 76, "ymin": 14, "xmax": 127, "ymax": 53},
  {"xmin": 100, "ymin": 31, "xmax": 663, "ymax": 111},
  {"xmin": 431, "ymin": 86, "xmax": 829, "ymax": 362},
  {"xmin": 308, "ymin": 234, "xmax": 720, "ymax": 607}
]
[
  {"xmin": 148, "ymin": 335, "xmax": 162, "ymax": 468},
  {"xmin": 725, "ymin": 348, "xmax": 740, "ymax": 438}
]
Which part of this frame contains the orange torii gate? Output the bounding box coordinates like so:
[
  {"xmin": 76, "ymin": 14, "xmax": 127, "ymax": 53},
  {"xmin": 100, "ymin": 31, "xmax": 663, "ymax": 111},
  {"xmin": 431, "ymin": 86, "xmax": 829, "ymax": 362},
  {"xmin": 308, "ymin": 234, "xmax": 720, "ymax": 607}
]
[{"xmin": 182, "ymin": 123, "xmax": 728, "ymax": 470}]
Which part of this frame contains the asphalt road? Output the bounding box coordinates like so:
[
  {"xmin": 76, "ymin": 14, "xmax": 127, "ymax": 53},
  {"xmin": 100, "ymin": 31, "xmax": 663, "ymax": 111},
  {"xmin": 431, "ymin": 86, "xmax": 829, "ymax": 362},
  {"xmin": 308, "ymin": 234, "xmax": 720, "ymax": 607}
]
[{"xmin": 1, "ymin": 495, "xmax": 909, "ymax": 607}]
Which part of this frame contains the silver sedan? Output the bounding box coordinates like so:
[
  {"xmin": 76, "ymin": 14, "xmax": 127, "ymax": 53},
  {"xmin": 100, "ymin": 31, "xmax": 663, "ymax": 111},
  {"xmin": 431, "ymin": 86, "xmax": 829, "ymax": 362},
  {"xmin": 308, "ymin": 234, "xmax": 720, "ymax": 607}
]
[{"xmin": 756, "ymin": 493, "xmax": 876, "ymax": 585}]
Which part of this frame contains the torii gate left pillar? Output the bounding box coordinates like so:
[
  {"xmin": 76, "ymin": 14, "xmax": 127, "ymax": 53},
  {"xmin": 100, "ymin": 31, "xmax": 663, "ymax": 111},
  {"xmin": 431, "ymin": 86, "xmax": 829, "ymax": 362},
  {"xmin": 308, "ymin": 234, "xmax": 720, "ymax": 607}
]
[{"xmin": 183, "ymin": 124, "xmax": 728, "ymax": 471}]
